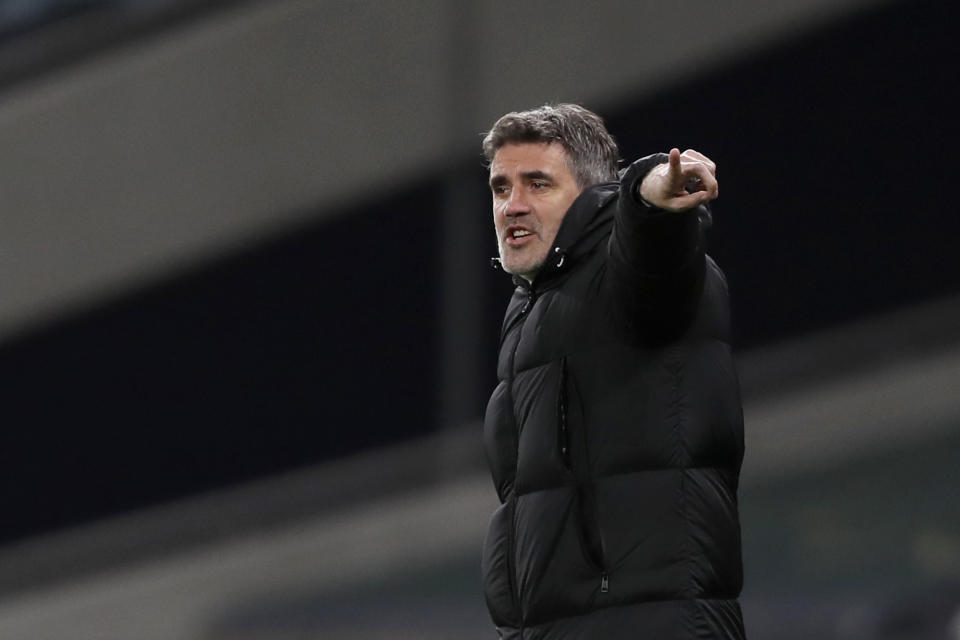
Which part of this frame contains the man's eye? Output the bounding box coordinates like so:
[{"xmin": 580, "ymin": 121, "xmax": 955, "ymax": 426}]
[
  {"xmin": 531, "ymin": 181, "xmax": 547, "ymax": 189},
  {"xmin": 493, "ymin": 186, "xmax": 509, "ymax": 196}
]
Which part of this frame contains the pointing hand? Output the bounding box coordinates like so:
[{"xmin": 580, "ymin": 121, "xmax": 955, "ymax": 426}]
[{"xmin": 638, "ymin": 148, "xmax": 718, "ymax": 212}]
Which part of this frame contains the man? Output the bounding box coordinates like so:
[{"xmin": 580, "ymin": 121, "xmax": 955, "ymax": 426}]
[{"xmin": 481, "ymin": 104, "xmax": 745, "ymax": 639}]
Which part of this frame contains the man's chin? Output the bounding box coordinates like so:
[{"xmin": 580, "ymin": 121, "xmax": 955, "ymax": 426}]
[{"xmin": 501, "ymin": 258, "xmax": 543, "ymax": 283}]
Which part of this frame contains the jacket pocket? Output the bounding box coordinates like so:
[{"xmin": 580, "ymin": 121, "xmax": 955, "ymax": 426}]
[{"xmin": 556, "ymin": 357, "xmax": 572, "ymax": 473}]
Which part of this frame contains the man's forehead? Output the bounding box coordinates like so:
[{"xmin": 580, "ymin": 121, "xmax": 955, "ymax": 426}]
[{"xmin": 489, "ymin": 141, "xmax": 570, "ymax": 176}]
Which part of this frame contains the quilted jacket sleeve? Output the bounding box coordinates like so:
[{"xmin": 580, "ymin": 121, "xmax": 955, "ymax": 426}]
[{"xmin": 606, "ymin": 153, "xmax": 709, "ymax": 342}]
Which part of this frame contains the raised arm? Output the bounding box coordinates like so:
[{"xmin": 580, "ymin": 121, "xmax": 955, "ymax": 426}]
[{"xmin": 607, "ymin": 148, "xmax": 719, "ymax": 342}]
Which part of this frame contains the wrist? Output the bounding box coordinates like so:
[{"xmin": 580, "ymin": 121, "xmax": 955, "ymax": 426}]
[
  {"xmin": 621, "ymin": 152, "xmax": 669, "ymax": 211},
  {"xmin": 634, "ymin": 182, "xmax": 657, "ymax": 210}
]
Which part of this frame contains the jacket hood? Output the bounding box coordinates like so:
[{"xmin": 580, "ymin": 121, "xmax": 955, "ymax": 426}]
[
  {"xmin": 552, "ymin": 180, "xmax": 619, "ymax": 261},
  {"xmin": 491, "ymin": 180, "xmax": 620, "ymax": 289}
]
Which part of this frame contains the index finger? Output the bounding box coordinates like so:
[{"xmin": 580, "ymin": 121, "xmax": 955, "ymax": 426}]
[{"xmin": 668, "ymin": 147, "xmax": 683, "ymax": 177}]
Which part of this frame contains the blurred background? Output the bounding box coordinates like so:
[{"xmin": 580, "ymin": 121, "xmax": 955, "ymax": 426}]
[{"xmin": 0, "ymin": 0, "xmax": 958, "ymax": 637}]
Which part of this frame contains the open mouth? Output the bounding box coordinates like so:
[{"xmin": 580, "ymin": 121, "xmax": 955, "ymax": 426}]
[{"xmin": 505, "ymin": 227, "xmax": 535, "ymax": 246}]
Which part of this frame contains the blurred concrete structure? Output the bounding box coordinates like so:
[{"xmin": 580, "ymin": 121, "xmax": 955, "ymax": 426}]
[
  {"xmin": 3, "ymin": 0, "xmax": 959, "ymax": 638},
  {"xmin": 0, "ymin": 0, "xmax": 889, "ymax": 340},
  {"xmin": 1, "ymin": 296, "xmax": 958, "ymax": 638}
]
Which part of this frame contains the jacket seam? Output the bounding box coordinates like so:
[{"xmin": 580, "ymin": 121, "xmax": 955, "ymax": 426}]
[
  {"xmin": 504, "ymin": 596, "xmax": 740, "ymax": 632},
  {"xmin": 512, "ymin": 466, "xmax": 734, "ymax": 498}
]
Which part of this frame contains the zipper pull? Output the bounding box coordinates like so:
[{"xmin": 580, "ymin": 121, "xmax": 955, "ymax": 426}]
[
  {"xmin": 520, "ymin": 290, "xmax": 536, "ymax": 315},
  {"xmin": 600, "ymin": 573, "xmax": 609, "ymax": 593}
]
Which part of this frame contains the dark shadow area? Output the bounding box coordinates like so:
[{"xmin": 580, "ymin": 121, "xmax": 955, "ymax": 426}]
[
  {"xmin": 607, "ymin": 0, "xmax": 960, "ymax": 347},
  {"xmin": 0, "ymin": 182, "xmax": 441, "ymax": 543}
]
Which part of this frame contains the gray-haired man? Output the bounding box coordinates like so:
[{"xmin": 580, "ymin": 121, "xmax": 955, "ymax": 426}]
[{"xmin": 481, "ymin": 104, "xmax": 745, "ymax": 639}]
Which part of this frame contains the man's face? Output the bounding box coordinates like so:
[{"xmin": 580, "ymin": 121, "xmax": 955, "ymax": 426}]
[{"xmin": 489, "ymin": 142, "xmax": 582, "ymax": 282}]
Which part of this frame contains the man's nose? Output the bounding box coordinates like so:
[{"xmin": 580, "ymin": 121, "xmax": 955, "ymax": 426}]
[{"xmin": 504, "ymin": 188, "xmax": 531, "ymax": 217}]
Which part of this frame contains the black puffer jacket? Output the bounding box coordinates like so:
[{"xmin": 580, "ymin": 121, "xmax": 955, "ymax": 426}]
[{"xmin": 481, "ymin": 154, "xmax": 745, "ymax": 639}]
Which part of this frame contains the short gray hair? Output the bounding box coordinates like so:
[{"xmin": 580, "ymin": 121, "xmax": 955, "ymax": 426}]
[{"xmin": 481, "ymin": 103, "xmax": 620, "ymax": 188}]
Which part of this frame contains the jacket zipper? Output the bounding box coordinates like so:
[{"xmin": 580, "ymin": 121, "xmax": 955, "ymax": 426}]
[
  {"xmin": 505, "ymin": 286, "xmax": 537, "ymax": 630},
  {"xmin": 558, "ymin": 355, "xmax": 609, "ymax": 596}
]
